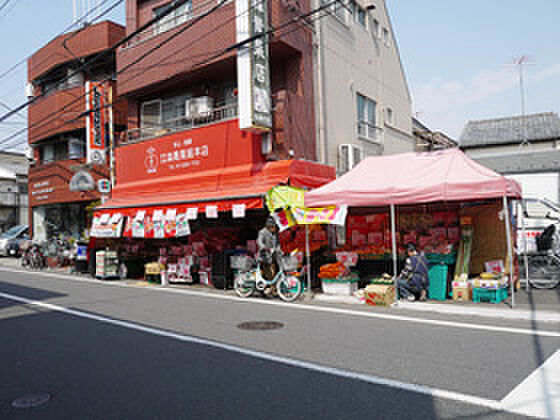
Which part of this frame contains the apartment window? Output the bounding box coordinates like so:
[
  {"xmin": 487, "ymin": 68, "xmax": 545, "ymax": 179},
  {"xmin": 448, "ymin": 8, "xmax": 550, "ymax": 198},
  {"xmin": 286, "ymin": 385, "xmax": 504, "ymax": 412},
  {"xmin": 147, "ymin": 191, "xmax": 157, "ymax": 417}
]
[
  {"xmin": 321, "ymin": 0, "xmax": 345, "ymax": 22},
  {"xmin": 357, "ymin": 93, "xmax": 377, "ymax": 141},
  {"xmin": 338, "ymin": 144, "xmax": 364, "ymax": 174},
  {"xmin": 40, "ymin": 141, "xmax": 68, "ymax": 164},
  {"xmin": 356, "ymin": 5, "xmax": 366, "ymax": 27},
  {"xmin": 68, "ymin": 137, "xmax": 85, "ymax": 159},
  {"xmin": 141, "ymin": 94, "xmax": 192, "ymax": 129},
  {"xmin": 371, "ymin": 18, "xmax": 380, "ymax": 38},
  {"xmin": 382, "ymin": 27, "xmax": 389, "ymax": 46},
  {"xmin": 385, "ymin": 107, "xmax": 394, "ymax": 125},
  {"xmin": 153, "ymin": 1, "xmax": 193, "ymax": 35}
]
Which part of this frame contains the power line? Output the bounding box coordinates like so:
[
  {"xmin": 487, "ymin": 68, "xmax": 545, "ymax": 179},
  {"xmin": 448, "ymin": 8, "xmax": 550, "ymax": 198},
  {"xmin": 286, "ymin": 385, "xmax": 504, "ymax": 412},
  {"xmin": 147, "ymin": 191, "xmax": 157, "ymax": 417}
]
[
  {"xmin": 0, "ymin": 0, "xmax": 121, "ymax": 88},
  {"xmin": 0, "ymin": 0, "xmax": 335, "ymax": 150}
]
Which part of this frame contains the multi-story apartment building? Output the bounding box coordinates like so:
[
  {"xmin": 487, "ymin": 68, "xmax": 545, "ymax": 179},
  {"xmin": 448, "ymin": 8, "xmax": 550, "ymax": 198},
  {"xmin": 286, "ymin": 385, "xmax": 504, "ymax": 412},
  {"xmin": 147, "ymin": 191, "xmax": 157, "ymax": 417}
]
[
  {"xmin": 315, "ymin": 0, "xmax": 414, "ymax": 173},
  {"xmin": 0, "ymin": 151, "xmax": 29, "ymax": 232},
  {"xmin": 27, "ymin": 21, "xmax": 126, "ymax": 240},
  {"xmin": 102, "ymin": 0, "xmax": 334, "ymax": 218}
]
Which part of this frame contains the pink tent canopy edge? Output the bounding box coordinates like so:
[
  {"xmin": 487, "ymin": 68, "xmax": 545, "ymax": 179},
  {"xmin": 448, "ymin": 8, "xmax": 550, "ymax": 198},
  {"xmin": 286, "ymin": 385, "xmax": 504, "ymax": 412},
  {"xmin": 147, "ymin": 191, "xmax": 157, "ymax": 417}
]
[{"xmin": 305, "ymin": 148, "xmax": 522, "ymax": 207}]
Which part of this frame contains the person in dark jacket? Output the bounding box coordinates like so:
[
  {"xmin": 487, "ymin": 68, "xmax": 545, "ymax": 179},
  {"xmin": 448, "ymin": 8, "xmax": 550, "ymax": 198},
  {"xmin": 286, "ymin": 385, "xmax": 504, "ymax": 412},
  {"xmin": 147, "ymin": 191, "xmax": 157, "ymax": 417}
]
[{"xmin": 397, "ymin": 243, "xmax": 429, "ymax": 301}]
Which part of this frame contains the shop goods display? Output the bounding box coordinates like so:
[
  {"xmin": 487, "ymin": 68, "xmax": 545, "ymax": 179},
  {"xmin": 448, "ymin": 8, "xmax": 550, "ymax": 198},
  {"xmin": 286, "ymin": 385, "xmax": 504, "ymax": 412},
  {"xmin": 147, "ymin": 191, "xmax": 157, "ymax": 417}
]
[
  {"xmin": 321, "ymin": 274, "xmax": 360, "ymax": 296},
  {"xmin": 472, "ymin": 287, "xmax": 508, "ymax": 304},
  {"xmin": 428, "ymin": 264, "xmax": 448, "ymax": 301},
  {"xmin": 95, "ymin": 250, "xmax": 118, "ymax": 279},
  {"xmin": 369, "ymin": 273, "xmax": 394, "ymax": 285},
  {"xmin": 454, "ymin": 226, "xmax": 474, "ymax": 280},
  {"xmin": 452, "ymin": 283, "xmax": 472, "ymax": 302},
  {"xmin": 364, "ymin": 284, "xmax": 395, "ymax": 306},
  {"xmin": 469, "ymin": 274, "xmax": 508, "ymax": 289}
]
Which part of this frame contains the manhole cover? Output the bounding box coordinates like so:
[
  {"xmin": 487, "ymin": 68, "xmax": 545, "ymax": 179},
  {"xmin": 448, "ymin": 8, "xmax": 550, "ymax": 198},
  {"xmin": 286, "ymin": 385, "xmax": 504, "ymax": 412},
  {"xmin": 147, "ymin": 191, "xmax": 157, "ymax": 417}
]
[
  {"xmin": 12, "ymin": 393, "xmax": 50, "ymax": 409},
  {"xmin": 237, "ymin": 321, "xmax": 284, "ymax": 331}
]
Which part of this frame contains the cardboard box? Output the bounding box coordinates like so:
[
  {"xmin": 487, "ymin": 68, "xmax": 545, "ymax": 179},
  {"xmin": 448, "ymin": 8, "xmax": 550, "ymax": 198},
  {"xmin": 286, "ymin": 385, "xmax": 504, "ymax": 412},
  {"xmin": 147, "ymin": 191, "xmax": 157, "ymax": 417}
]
[
  {"xmin": 452, "ymin": 286, "xmax": 472, "ymax": 302},
  {"xmin": 364, "ymin": 285, "xmax": 395, "ymax": 306}
]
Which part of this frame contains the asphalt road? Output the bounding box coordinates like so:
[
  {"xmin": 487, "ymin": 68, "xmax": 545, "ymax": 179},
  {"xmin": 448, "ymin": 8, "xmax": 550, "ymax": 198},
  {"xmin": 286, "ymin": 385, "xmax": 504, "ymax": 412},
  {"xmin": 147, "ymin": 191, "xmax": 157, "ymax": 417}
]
[{"xmin": 1, "ymin": 269, "xmax": 558, "ymax": 419}]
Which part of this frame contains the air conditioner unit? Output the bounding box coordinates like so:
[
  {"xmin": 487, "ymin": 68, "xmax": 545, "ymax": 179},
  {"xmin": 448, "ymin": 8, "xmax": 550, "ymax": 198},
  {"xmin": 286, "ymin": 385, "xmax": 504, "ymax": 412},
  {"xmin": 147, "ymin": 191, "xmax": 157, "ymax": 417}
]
[
  {"xmin": 195, "ymin": 96, "xmax": 213, "ymax": 117},
  {"xmin": 25, "ymin": 82, "xmax": 34, "ymax": 98},
  {"xmin": 185, "ymin": 99, "xmax": 194, "ymax": 119}
]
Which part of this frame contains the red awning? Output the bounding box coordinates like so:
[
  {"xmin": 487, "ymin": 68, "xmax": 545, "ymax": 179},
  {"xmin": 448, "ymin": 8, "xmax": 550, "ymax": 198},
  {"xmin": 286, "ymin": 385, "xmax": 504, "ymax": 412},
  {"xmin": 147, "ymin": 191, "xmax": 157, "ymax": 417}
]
[{"xmin": 97, "ymin": 159, "xmax": 334, "ymax": 215}]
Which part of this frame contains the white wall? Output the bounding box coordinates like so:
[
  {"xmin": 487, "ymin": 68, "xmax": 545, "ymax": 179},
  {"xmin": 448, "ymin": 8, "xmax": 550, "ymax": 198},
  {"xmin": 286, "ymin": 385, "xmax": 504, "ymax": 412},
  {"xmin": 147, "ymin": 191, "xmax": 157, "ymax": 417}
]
[{"xmin": 315, "ymin": 0, "xmax": 413, "ymax": 172}]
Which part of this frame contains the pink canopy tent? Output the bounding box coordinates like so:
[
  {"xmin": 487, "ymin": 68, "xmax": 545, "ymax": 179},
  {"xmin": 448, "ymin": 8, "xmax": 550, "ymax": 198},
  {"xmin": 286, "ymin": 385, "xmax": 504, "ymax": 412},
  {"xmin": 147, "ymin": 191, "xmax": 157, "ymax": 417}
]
[
  {"xmin": 305, "ymin": 148, "xmax": 521, "ymax": 207},
  {"xmin": 305, "ymin": 148, "xmax": 522, "ymax": 307}
]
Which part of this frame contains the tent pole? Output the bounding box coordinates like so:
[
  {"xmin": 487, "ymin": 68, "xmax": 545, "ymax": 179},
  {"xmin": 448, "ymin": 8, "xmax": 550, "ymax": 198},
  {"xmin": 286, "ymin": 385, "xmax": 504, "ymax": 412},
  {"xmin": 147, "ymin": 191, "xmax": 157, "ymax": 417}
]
[
  {"xmin": 305, "ymin": 224, "xmax": 312, "ymax": 295},
  {"xmin": 391, "ymin": 204, "xmax": 398, "ymax": 304},
  {"xmin": 519, "ymin": 201, "xmax": 530, "ymax": 292},
  {"xmin": 503, "ymin": 196, "xmax": 514, "ymax": 308}
]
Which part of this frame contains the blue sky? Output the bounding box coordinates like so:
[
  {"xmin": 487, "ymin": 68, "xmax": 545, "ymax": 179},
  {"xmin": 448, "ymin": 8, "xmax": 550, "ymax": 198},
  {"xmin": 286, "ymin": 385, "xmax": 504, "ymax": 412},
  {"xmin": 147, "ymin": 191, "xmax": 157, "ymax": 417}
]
[{"xmin": 0, "ymin": 0, "xmax": 558, "ymax": 150}]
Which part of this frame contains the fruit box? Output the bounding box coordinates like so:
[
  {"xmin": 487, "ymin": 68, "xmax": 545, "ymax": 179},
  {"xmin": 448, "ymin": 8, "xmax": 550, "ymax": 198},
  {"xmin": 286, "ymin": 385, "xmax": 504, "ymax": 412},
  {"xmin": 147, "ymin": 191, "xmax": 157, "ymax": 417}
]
[
  {"xmin": 452, "ymin": 286, "xmax": 472, "ymax": 302},
  {"xmin": 364, "ymin": 285, "xmax": 395, "ymax": 306}
]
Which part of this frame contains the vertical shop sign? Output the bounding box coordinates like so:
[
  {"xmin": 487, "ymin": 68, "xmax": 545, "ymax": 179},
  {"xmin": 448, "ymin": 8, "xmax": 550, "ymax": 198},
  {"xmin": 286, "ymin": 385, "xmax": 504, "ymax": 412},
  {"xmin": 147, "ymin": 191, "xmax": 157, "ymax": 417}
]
[
  {"xmin": 85, "ymin": 81, "xmax": 108, "ymax": 165},
  {"xmin": 236, "ymin": 0, "xmax": 272, "ymax": 131}
]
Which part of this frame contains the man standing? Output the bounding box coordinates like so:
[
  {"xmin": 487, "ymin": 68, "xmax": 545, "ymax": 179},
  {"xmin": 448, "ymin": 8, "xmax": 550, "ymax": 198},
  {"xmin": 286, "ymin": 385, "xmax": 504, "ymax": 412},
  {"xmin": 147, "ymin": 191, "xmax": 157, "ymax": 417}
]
[
  {"xmin": 397, "ymin": 243, "xmax": 429, "ymax": 301},
  {"xmin": 257, "ymin": 216, "xmax": 280, "ymax": 280}
]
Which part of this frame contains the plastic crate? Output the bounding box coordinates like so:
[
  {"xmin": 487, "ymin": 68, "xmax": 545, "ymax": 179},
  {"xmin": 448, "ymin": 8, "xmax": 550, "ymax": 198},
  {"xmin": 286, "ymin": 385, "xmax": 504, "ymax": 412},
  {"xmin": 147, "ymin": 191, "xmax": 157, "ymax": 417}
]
[
  {"xmin": 428, "ymin": 264, "xmax": 448, "ymax": 301},
  {"xmin": 321, "ymin": 275, "xmax": 360, "ymax": 296},
  {"xmin": 426, "ymin": 253, "xmax": 457, "ymax": 265},
  {"xmin": 472, "ymin": 287, "xmax": 508, "ymax": 304}
]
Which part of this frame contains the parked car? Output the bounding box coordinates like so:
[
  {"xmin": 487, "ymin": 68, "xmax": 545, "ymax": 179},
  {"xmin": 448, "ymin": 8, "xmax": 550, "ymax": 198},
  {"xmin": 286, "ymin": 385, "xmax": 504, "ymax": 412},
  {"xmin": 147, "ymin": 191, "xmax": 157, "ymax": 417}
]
[{"xmin": 0, "ymin": 225, "xmax": 29, "ymax": 257}]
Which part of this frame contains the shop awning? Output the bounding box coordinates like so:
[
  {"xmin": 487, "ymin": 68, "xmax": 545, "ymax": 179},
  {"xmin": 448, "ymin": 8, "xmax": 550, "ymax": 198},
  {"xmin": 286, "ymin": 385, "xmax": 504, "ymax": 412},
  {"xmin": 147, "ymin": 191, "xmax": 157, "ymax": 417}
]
[
  {"xmin": 97, "ymin": 159, "xmax": 335, "ymax": 214},
  {"xmin": 305, "ymin": 148, "xmax": 522, "ymax": 207}
]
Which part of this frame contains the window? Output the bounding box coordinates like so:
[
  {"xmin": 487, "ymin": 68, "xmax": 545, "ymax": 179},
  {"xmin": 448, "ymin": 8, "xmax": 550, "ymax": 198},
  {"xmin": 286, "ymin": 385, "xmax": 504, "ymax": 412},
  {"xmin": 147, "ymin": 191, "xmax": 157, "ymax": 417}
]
[
  {"xmin": 141, "ymin": 94, "xmax": 192, "ymax": 129},
  {"xmin": 40, "ymin": 140, "xmax": 68, "ymax": 164},
  {"xmin": 348, "ymin": 1, "xmax": 367, "ymax": 28},
  {"xmin": 357, "ymin": 93, "xmax": 377, "ymax": 141},
  {"xmin": 321, "ymin": 0, "xmax": 346, "ymax": 22},
  {"xmin": 153, "ymin": 1, "xmax": 193, "ymax": 35},
  {"xmin": 385, "ymin": 107, "xmax": 394, "ymax": 125},
  {"xmin": 382, "ymin": 27, "xmax": 389, "ymax": 46},
  {"xmin": 68, "ymin": 137, "xmax": 85, "ymax": 159},
  {"xmin": 338, "ymin": 144, "xmax": 364, "ymax": 174},
  {"xmin": 371, "ymin": 18, "xmax": 380, "ymax": 38}
]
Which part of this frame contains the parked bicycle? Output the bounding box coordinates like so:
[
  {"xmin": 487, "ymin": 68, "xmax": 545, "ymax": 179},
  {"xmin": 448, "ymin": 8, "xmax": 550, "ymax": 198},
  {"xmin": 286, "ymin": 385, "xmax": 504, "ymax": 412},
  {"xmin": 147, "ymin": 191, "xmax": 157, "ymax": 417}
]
[
  {"xmin": 47, "ymin": 236, "xmax": 73, "ymax": 268},
  {"xmin": 20, "ymin": 242, "xmax": 47, "ymax": 270},
  {"xmin": 233, "ymin": 253, "xmax": 303, "ymax": 302},
  {"xmin": 527, "ymin": 251, "xmax": 560, "ymax": 289}
]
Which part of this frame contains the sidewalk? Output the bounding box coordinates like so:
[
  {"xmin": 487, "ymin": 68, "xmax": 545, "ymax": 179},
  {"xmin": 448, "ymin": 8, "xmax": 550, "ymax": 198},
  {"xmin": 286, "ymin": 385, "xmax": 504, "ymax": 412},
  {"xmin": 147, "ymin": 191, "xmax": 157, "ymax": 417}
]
[{"xmin": 2, "ymin": 257, "xmax": 558, "ymax": 323}]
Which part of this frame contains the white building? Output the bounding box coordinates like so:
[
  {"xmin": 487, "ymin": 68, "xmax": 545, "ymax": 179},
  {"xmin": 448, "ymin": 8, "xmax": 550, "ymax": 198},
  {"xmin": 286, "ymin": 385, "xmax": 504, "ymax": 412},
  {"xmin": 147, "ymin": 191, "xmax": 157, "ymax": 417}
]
[
  {"xmin": 0, "ymin": 151, "xmax": 29, "ymax": 231},
  {"xmin": 314, "ymin": 0, "xmax": 414, "ymax": 174}
]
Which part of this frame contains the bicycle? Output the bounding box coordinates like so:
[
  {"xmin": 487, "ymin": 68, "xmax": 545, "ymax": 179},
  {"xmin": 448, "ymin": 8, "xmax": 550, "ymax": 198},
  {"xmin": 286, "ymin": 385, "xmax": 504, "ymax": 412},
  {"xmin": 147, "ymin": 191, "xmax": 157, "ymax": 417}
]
[
  {"xmin": 234, "ymin": 253, "xmax": 303, "ymax": 302},
  {"xmin": 526, "ymin": 250, "xmax": 560, "ymax": 289}
]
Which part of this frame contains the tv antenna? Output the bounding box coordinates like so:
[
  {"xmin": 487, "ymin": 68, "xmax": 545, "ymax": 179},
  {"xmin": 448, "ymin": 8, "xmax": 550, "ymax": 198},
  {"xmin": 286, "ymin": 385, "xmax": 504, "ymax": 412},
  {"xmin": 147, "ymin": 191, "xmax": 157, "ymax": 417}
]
[{"xmin": 507, "ymin": 55, "xmax": 534, "ymax": 148}]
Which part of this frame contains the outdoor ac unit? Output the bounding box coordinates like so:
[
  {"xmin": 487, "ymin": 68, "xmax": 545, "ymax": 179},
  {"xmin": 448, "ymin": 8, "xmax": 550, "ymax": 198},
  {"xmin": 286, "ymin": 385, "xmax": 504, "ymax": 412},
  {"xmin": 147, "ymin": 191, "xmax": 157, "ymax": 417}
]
[
  {"xmin": 25, "ymin": 82, "xmax": 34, "ymax": 98},
  {"xmin": 195, "ymin": 96, "xmax": 213, "ymax": 117},
  {"xmin": 185, "ymin": 99, "xmax": 194, "ymax": 119}
]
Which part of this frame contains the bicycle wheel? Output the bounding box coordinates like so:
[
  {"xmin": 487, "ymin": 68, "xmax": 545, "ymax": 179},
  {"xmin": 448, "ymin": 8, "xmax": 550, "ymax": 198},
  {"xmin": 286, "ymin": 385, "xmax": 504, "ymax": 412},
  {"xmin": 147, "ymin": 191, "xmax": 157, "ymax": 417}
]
[
  {"xmin": 528, "ymin": 255, "xmax": 560, "ymax": 289},
  {"xmin": 277, "ymin": 275, "xmax": 303, "ymax": 302},
  {"xmin": 234, "ymin": 272, "xmax": 255, "ymax": 298}
]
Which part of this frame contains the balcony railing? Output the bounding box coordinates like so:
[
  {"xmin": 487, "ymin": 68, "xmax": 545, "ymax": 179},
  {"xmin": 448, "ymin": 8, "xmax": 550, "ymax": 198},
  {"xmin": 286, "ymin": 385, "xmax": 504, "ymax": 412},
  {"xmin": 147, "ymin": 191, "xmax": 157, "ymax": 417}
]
[
  {"xmin": 123, "ymin": 103, "xmax": 238, "ymax": 145},
  {"xmin": 357, "ymin": 121, "xmax": 383, "ymax": 143}
]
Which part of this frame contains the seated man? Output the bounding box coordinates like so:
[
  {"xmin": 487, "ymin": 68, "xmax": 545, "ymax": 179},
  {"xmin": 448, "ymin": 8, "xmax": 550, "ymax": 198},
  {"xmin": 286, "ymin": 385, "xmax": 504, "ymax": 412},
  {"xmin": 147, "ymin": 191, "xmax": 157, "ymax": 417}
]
[{"xmin": 397, "ymin": 243, "xmax": 429, "ymax": 301}]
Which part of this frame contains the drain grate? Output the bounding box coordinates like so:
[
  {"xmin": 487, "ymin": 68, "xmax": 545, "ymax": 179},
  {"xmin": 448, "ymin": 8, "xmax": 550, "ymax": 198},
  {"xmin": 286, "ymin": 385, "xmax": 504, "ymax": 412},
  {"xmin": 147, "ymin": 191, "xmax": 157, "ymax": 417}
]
[
  {"xmin": 237, "ymin": 321, "xmax": 284, "ymax": 331},
  {"xmin": 12, "ymin": 393, "xmax": 51, "ymax": 409}
]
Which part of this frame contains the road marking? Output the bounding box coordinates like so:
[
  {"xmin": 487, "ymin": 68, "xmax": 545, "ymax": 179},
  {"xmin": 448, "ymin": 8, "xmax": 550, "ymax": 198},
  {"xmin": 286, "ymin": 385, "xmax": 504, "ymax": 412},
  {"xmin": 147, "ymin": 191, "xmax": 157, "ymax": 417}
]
[
  {"xmin": 1, "ymin": 266, "xmax": 560, "ymax": 338},
  {"xmin": 501, "ymin": 350, "xmax": 560, "ymax": 419},
  {"xmin": 0, "ymin": 290, "xmax": 511, "ymax": 415}
]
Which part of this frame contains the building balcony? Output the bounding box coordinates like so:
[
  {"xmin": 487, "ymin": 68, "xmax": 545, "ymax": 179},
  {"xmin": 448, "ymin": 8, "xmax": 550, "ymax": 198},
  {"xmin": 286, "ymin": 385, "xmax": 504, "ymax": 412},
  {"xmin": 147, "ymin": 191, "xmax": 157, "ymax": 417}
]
[
  {"xmin": 28, "ymin": 86, "xmax": 86, "ymax": 144},
  {"xmin": 122, "ymin": 103, "xmax": 238, "ymax": 145},
  {"xmin": 357, "ymin": 121, "xmax": 384, "ymax": 144},
  {"xmin": 28, "ymin": 21, "xmax": 125, "ymax": 82}
]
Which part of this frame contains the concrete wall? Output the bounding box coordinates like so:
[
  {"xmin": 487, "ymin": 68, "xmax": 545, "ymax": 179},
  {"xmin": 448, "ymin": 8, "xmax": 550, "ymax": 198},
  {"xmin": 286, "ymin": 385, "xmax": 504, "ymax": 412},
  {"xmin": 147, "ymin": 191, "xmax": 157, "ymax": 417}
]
[{"xmin": 315, "ymin": 0, "xmax": 413, "ymax": 171}]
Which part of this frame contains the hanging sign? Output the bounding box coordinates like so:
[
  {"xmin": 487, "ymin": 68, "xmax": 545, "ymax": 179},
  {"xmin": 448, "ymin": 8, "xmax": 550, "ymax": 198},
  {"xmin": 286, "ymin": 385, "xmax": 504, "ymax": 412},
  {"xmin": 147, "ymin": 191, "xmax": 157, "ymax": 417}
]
[
  {"xmin": 292, "ymin": 206, "xmax": 348, "ymax": 226},
  {"xmin": 205, "ymin": 205, "xmax": 218, "ymax": 219},
  {"xmin": 186, "ymin": 207, "xmax": 198, "ymax": 220},
  {"xmin": 236, "ymin": 0, "xmax": 272, "ymax": 131},
  {"xmin": 266, "ymin": 186, "xmax": 305, "ymax": 212},
  {"xmin": 91, "ymin": 215, "xmax": 124, "ymax": 238},
  {"xmin": 85, "ymin": 81, "xmax": 108, "ymax": 165},
  {"xmin": 232, "ymin": 204, "xmax": 246, "ymax": 218},
  {"xmin": 272, "ymin": 209, "xmax": 296, "ymax": 232},
  {"xmin": 176, "ymin": 213, "xmax": 191, "ymax": 237}
]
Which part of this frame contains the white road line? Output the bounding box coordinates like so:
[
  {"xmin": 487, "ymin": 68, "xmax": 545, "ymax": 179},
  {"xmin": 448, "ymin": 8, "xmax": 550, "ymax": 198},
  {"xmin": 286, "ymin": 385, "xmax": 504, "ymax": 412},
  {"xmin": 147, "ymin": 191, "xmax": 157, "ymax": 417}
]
[
  {"xmin": 501, "ymin": 350, "xmax": 560, "ymax": 419},
  {"xmin": 0, "ymin": 290, "xmax": 511, "ymax": 415},
  {"xmin": 1, "ymin": 266, "xmax": 560, "ymax": 338}
]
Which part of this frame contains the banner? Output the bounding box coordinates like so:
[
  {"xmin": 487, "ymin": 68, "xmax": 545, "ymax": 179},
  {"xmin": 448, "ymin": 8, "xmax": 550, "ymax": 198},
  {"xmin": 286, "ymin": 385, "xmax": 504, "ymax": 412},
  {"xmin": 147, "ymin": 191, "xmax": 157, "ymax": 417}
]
[
  {"xmin": 272, "ymin": 208, "xmax": 296, "ymax": 232},
  {"xmin": 85, "ymin": 81, "xmax": 108, "ymax": 165},
  {"xmin": 291, "ymin": 206, "xmax": 348, "ymax": 226},
  {"xmin": 236, "ymin": 0, "xmax": 272, "ymax": 131},
  {"xmin": 91, "ymin": 215, "xmax": 124, "ymax": 238},
  {"xmin": 266, "ymin": 186, "xmax": 304, "ymax": 212}
]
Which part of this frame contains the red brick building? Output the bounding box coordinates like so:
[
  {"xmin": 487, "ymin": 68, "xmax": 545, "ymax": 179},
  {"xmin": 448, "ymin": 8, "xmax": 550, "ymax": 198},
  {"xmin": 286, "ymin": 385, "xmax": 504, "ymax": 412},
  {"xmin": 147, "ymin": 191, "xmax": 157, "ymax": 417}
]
[{"xmin": 27, "ymin": 21, "xmax": 126, "ymax": 240}]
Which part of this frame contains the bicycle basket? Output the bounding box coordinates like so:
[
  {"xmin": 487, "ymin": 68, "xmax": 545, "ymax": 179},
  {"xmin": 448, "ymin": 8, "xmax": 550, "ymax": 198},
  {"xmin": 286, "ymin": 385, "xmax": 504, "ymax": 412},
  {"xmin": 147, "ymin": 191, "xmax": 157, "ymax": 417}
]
[
  {"xmin": 231, "ymin": 255, "xmax": 255, "ymax": 271},
  {"xmin": 280, "ymin": 255, "xmax": 300, "ymax": 271}
]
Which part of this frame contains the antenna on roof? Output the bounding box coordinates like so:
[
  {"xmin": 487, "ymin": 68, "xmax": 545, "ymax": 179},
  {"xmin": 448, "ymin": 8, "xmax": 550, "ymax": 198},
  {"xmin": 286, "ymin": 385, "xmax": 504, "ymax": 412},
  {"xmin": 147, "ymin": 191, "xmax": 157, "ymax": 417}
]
[{"xmin": 506, "ymin": 55, "xmax": 534, "ymax": 148}]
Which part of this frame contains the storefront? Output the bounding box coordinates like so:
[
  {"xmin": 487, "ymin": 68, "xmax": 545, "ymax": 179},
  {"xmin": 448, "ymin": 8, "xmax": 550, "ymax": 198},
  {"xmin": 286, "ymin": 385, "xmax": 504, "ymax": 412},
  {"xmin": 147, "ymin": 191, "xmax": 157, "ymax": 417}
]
[{"xmin": 304, "ymin": 149, "xmax": 522, "ymax": 305}]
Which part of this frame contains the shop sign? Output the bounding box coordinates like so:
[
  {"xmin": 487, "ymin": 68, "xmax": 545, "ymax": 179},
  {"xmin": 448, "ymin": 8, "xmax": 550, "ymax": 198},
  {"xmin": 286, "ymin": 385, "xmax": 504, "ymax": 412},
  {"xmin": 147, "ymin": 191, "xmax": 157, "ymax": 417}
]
[
  {"xmin": 85, "ymin": 81, "xmax": 109, "ymax": 165},
  {"xmin": 236, "ymin": 0, "xmax": 272, "ymax": 131},
  {"xmin": 292, "ymin": 206, "xmax": 348, "ymax": 226},
  {"xmin": 266, "ymin": 186, "xmax": 305, "ymax": 212},
  {"xmin": 98, "ymin": 179, "xmax": 111, "ymax": 193},
  {"xmin": 69, "ymin": 170, "xmax": 95, "ymax": 192},
  {"xmin": 31, "ymin": 180, "xmax": 55, "ymax": 201},
  {"xmin": 176, "ymin": 213, "xmax": 191, "ymax": 237},
  {"xmin": 232, "ymin": 204, "xmax": 246, "ymax": 218},
  {"xmin": 91, "ymin": 215, "xmax": 124, "ymax": 238}
]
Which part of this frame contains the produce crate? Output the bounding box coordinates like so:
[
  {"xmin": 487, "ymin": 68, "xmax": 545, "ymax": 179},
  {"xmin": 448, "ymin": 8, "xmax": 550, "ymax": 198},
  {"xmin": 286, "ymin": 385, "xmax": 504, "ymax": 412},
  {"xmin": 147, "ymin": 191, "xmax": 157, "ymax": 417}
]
[
  {"xmin": 428, "ymin": 264, "xmax": 448, "ymax": 301},
  {"xmin": 321, "ymin": 275, "xmax": 360, "ymax": 296},
  {"xmin": 472, "ymin": 287, "xmax": 508, "ymax": 304},
  {"xmin": 426, "ymin": 253, "xmax": 457, "ymax": 265}
]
